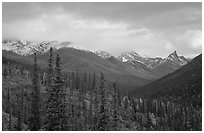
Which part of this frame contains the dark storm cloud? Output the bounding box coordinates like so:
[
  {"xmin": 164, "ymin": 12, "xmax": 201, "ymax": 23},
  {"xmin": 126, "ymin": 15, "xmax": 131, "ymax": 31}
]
[{"xmin": 2, "ymin": 2, "xmax": 202, "ymax": 57}]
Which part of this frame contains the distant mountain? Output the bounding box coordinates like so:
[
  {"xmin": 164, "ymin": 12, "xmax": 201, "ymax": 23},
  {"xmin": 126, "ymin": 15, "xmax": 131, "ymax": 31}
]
[
  {"xmin": 117, "ymin": 51, "xmax": 164, "ymax": 68},
  {"xmin": 117, "ymin": 51, "xmax": 189, "ymax": 77},
  {"xmin": 2, "ymin": 40, "xmax": 88, "ymax": 56},
  {"xmin": 165, "ymin": 51, "xmax": 188, "ymax": 65},
  {"xmin": 131, "ymin": 54, "xmax": 202, "ymax": 107},
  {"xmin": 150, "ymin": 51, "xmax": 189, "ymax": 77},
  {"xmin": 118, "ymin": 51, "xmax": 188, "ymax": 68},
  {"xmin": 94, "ymin": 51, "xmax": 112, "ymax": 59},
  {"xmin": 125, "ymin": 60, "xmax": 152, "ymax": 72}
]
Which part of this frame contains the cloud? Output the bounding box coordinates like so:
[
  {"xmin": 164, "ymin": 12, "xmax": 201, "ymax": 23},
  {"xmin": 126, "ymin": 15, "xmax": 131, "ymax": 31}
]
[
  {"xmin": 160, "ymin": 29, "xmax": 202, "ymax": 57},
  {"xmin": 189, "ymin": 30, "xmax": 202, "ymax": 49},
  {"xmin": 165, "ymin": 42, "xmax": 174, "ymax": 50},
  {"xmin": 2, "ymin": 3, "xmax": 202, "ymax": 58},
  {"xmin": 178, "ymin": 30, "xmax": 202, "ymax": 49}
]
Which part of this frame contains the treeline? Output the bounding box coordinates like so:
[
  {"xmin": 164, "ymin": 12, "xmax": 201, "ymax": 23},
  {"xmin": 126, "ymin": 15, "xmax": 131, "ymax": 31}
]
[{"xmin": 2, "ymin": 48, "xmax": 202, "ymax": 131}]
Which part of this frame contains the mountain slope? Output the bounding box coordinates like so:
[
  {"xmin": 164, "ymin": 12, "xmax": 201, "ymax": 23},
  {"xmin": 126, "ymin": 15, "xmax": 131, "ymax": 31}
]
[
  {"xmin": 117, "ymin": 51, "xmax": 164, "ymax": 68},
  {"xmin": 117, "ymin": 51, "xmax": 188, "ymax": 68},
  {"xmin": 131, "ymin": 54, "xmax": 202, "ymax": 107},
  {"xmin": 118, "ymin": 51, "xmax": 189, "ymax": 78},
  {"xmin": 3, "ymin": 40, "xmax": 190, "ymax": 79},
  {"xmin": 2, "ymin": 48, "xmax": 156, "ymax": 90},
  {"xmin": 36, "ymin": 48, "xmax": 158, "ymax": 86}
]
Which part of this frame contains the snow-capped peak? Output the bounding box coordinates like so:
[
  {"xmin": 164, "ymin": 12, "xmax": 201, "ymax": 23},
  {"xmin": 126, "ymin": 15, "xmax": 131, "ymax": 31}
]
[
  {"xmin": 122, "ymin": 57, "xmax": 128, "ymax": 62},
  {"xmin": 57, "ymin": 41, "xmax": 88, "ymax": 51},
  {"xmin": 118, "ymin": 52, "xmax": 142, "ymax": 62},
  {"xmin": 94, "ymin": 51, "xmax": 112, "ymax": 59},
  {"xmin": 2, "ymin": 40, "xmax": 88, "ymax": 56}
]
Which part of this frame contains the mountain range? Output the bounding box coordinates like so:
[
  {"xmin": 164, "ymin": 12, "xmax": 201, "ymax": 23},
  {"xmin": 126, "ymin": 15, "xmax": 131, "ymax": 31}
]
[
  {"xmin": 95, "ymin": 50, "xmax": 191, "ymax": 77},
  {"xmin": 2, "ymin": 40, "xmax": 195, "ymax": 90}
]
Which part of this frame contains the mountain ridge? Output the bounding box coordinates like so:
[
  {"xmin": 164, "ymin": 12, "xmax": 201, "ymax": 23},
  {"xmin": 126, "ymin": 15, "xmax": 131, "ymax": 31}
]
[
  {"xmin": 2, "ymin": 39, "xmax": 192, "ymax": 79},
  {"xmin": 2, "ymin": 40, "xmax": 89, "ymax": 56}
]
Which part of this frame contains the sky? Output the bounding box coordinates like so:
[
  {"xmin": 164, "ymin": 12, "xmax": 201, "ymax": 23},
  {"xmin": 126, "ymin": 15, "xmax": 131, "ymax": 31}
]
[{"xmin": 2, "ymin": 2, "xmax": 202, "ymax": 57}]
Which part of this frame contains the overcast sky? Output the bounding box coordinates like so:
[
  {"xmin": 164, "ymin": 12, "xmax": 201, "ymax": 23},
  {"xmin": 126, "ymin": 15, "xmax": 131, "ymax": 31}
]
[{"xmin": 2, "ymin": 2, "xmax": 202, "ymax": 57}]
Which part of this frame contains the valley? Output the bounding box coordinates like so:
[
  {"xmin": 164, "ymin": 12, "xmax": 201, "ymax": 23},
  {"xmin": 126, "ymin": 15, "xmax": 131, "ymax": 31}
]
[{"xmin": 2, "ymin": 40, "xmax": 202, "ymax": 131}]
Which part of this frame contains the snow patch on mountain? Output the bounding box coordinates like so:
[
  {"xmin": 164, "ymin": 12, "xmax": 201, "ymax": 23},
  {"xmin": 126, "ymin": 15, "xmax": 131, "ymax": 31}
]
[
  {"xmin": 122, "ymin": 57, "xmax": 128, "ymax": 62},
  {"xmin": 2, "ymin": 40, "xmax": 89, "ymax": 56},
  {"xmin": 94, "ymin": 51, "xmax": 112, "ymax": 59},
  {"xmin": 117, "ymin": 51, "xmax": 188, "ymax": 70}
]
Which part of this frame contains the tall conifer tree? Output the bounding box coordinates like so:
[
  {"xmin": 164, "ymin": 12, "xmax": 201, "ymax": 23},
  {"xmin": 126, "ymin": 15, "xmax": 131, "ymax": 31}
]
[
  {"xmin": 113, "ymin": 82, "xmax": 118, "ymax": 130},
  {"xmin": 98, "ymin": 72, "xmax": 108, "ymax": 130},
  {"xmin": 76, "ymin": 69, "xmax": 79, "ymax": 90},
  {"xmin": 8, "ymin": 87, "xmax": 12, "ymax": 130},
  {"xmin": 44, "ymin": 47, "xmax": 55, "ymax": 130},
  {"xmin": 29, "ymin": 53, "xmax": 41, "ymax": 130},
  {"xmin": 53, "ymin": 53, "xmax": 68, "ymax": 130}
]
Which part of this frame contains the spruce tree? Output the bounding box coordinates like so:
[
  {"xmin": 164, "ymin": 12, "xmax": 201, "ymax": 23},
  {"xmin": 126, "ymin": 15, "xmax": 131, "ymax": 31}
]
[
  {"xmin": 29, "ymin": 53, "xmax": 41, "ymax": 130},
  {"xmin": 20, "ymin": 87, "xmax": 24, "ymax": 127},
  {"xmin": 89, "ymin": 88, "xmax": 93, "ymax": 130},
  {"xmin": 3, "ymin": 67, "xmax": 7, "ymax": 79},
  {"xmin": 76, "ymin": 69, "xmax": 79, "ymax": 90},
  {"xmin": 84, "ymin": 71, "xmax": 87, "ymax": 92},
  {"xmin": 53, "ymin": 53, "xmax": 68, "ymax": 130},
  {"xmin": 112, "ymin": 82, "xmax": 118, "ymax": 130},
  {"xmin": 92, "ymin": 73, "xmax": 99, "ymax": 130},
  {"xmin": 44, "ymin": 47, "xmax": 55, "ymax": 130},
  {"xmin": 98, "ymin": 72, "xmax": 108, "ymax": 130},
  {"xmin": 71, "ymin": 71, "xmax": 75, "ymax": 90},
  {"xmin": 88, "ymin": 73, "xmax": 92, "ymax": 91},
  {"xmin": 24, "ymin": 104, "xmax": 27, "ymax": 126},
  {"xmin": 92, "ymin": 72, "xmax": 96, "ymax": 91},
  {"xmin": 16, "ymin": 93, "xmax": 22, "ymax": 131},
  {"xmin": 8, "ymin": 87, "xmax": 12, "ymax": 130}
]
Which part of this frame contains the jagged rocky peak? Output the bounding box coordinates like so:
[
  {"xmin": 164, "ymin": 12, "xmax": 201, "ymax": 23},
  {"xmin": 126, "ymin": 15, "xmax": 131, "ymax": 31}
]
[
  {"xmin": 166, "ymin": 50, "xmax": 188, "ymax": 65},
  {"xmin": 94, "ymin": 50, "xmax": 112, "ymax": 59},
  {"xmin": 167, "ymin": 51, "xmax": 180, "ymax": 60},
  {"xmin": 168, "ymin": 50, "xmax": 179, "ymax": 59}
]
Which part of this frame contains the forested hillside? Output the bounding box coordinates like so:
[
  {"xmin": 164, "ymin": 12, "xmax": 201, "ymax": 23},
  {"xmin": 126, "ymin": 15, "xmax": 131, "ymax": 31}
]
[
  {"xmin": 2, "ymin": 49, "xmax": 155, "ymax": 90},
  {"xmin": 2, "ymin": 48, "xmax": 202, "ymax": 131}
]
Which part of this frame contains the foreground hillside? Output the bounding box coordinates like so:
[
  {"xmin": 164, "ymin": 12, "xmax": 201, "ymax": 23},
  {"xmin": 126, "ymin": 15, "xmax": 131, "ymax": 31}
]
[
  {"xmin": 131, "ymin": 54, "xmax": 202, "ymax": 108},
  {"xmin": 2, "ymin": 40, "xmax": 202, "ymax": 131},
  {"xmin": 2, "ymin": 48, "xmax": 202, "ymax": 131}
]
